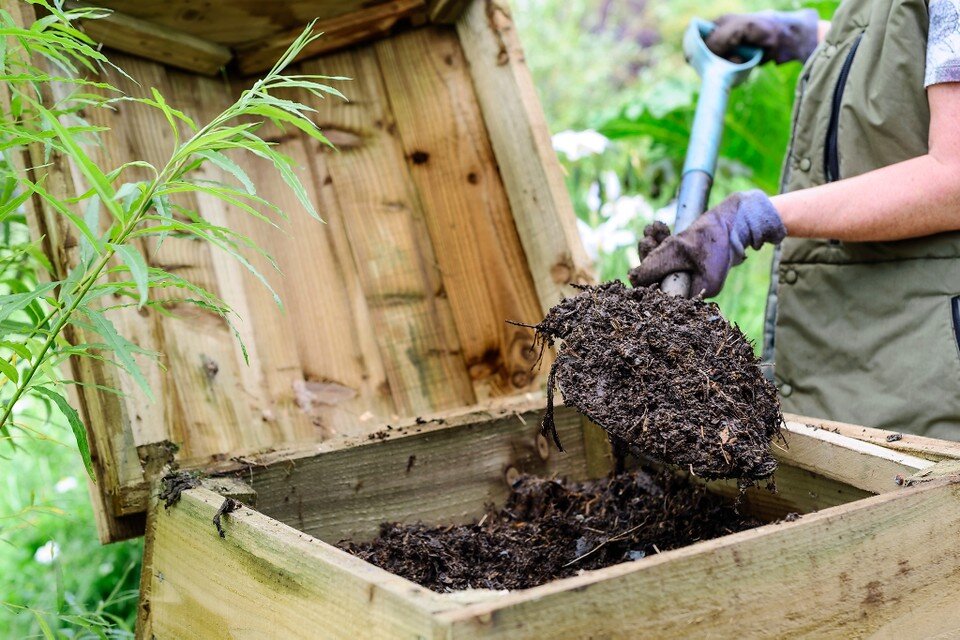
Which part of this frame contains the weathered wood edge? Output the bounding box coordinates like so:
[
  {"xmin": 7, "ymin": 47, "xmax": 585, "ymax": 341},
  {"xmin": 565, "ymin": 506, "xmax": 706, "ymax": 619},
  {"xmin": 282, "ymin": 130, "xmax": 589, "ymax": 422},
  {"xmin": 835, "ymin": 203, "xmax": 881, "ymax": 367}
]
[
  {"xmin": 779, "ymin": 420, "xmax": 932, "ymax": 494},
  {"xmin": 64, "ymin": 1, "xmax": 232, "ymax": 75},
  {"xmin": 785, "ymin": 411, "xmax": 960, "ymax": 461},
  {"xmin": 196, "ymin": 394, "xmax": 553, "ymax": 474},
  {"xmin": 234, "ymin": 0, "xmax": 427, "ymax": 76},
  {"xmin": 456, "ymin": 0, "xmax": 595, "ymax": 314},
  {"xmin": 428, "ymin": 0, "xmax": 472, "ymax": 23},
  {"xmin": 245, "ymin": 404, "xmax": 590, "ymax": 543},
  {"xmin": 146, "ymin": 487, "xmax": 456, "ymax": 639},
  {"xmin": 437, "ymin": 478, "xmax": 960, "ymax": 639}
]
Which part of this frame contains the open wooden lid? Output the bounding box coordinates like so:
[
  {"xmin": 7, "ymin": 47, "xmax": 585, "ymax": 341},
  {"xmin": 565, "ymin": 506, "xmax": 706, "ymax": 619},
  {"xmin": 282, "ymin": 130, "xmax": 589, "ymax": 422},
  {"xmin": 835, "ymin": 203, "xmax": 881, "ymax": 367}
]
[{"xmin": 24, "ymin": 0, "xmax": 593, "ymax": 541}]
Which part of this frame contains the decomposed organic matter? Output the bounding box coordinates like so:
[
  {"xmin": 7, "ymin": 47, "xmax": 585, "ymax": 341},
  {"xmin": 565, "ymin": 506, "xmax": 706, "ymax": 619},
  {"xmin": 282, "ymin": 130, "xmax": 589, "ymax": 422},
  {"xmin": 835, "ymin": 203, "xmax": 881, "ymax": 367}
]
[{"xmin": 531, "ymin": 281, "xmax": 783, "ymax": 483}]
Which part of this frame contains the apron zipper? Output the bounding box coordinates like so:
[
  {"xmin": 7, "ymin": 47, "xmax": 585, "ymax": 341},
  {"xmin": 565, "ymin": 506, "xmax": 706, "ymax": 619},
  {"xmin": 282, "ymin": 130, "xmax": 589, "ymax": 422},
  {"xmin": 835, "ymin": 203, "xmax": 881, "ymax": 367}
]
[{"xmin": 824, "ymin": 32, "xmax": 865, "ymax": 183}]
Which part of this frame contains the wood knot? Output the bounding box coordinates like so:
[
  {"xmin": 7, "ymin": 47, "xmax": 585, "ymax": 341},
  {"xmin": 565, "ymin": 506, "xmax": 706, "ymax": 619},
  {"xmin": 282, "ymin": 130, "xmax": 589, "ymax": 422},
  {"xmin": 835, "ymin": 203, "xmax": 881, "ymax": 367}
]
[
  {"xmin": 536, "ymin": 434, "xmax": 550, "ymax": 460},
  {"xmin": 504, "ymin": 465, "xmax": 521, "ymax": 486},
  {"xmin": 410, "ymin": 150, "xmax": 430, "ymax": 165},
  {"xmin": 510, "ymin": 370, "xmax": 533, "ymax": 388},
  {"xmin": 200, "ymin": 354, "xmax": 219, "ymax": 380}
]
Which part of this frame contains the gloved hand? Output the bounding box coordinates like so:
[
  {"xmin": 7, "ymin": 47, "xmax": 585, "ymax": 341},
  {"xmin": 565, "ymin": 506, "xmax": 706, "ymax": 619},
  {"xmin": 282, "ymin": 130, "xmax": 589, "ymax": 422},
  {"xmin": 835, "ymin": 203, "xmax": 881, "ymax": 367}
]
[
  {"xmin": 628, "ymin": 190, "xmax": 786, "ymax": 298},
  {"xmin": 705, "ymin": 10, "xmax": 820, "ymax": 65}
]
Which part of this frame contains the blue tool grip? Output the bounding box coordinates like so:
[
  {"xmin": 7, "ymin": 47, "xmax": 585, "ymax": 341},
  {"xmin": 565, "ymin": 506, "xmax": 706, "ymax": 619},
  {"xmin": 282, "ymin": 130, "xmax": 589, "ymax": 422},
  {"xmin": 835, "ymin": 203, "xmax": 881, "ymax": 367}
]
[{"xmin": 662, "ymin": 20, "xmax": 761, "ymax": 296}]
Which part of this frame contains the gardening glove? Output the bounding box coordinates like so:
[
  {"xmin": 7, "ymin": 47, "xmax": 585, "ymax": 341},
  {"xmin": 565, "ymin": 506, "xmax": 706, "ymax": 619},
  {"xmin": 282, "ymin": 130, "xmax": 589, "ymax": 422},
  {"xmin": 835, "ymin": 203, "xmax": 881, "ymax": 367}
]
[
  {"xmin": 628, "ymin": 190, "xmax": 786, "ymax": 298},
  {"xmin": 705, "ymin": 10, "xmax": 820, "ymax": 65}
]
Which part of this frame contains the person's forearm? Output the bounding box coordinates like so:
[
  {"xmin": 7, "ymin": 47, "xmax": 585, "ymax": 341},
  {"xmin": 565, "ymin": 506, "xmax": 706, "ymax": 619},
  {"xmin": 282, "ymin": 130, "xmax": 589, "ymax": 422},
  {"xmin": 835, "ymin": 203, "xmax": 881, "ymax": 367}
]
[{"xmin": 770, "ymin": 153, "xmax": 960, "ymax": 241}]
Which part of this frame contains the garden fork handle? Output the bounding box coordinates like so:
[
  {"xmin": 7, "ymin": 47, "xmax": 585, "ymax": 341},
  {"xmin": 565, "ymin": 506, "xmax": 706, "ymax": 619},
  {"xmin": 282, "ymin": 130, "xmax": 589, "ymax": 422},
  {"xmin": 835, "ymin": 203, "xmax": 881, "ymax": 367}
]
[{"xmin": 661, "ymin": 19, "xmax": 762, "ymax": 297}]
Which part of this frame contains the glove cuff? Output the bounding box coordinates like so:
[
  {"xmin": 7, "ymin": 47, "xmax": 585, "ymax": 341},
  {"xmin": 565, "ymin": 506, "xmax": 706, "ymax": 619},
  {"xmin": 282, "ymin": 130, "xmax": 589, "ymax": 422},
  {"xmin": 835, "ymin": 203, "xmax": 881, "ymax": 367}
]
[{"xmin": 728, "ymin": 190, "xmax": 786, "ymax": 266}]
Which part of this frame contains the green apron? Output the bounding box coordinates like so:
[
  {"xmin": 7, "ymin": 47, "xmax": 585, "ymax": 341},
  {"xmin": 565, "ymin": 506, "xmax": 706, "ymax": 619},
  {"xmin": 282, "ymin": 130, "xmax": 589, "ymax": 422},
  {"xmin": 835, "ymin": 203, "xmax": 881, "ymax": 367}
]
[{"xmin": 766, "ymin": 0, "xmax": 960, "ymax": 439}]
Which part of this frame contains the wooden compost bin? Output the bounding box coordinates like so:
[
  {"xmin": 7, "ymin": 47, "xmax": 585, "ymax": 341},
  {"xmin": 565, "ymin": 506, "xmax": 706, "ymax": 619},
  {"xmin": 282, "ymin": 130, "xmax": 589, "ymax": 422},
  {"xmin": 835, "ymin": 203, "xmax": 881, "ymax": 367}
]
[{"xmin": 15, "ymin": 0, "xmax": 960, "ymax": 638}]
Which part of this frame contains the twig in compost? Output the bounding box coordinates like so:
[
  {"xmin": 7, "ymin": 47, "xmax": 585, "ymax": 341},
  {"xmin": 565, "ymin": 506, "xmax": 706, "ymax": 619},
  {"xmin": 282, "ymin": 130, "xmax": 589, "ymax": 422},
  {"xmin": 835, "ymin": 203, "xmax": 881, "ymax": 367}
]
[{"xmin": 562, "ymin": 520, "xmax": 649, "ymax": 568}]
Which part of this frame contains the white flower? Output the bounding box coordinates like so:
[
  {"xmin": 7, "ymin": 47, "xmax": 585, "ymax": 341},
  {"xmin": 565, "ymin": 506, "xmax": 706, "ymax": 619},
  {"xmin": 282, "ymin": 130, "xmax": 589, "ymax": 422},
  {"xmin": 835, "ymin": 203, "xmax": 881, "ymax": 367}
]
[
  {"xmin": 552, "ymin": 129, "xmax": 609, "ymax": 161},
  {"xmin": 577, "ymin": 194, "xmax": 657, "ymax": 260},
  {"xmin": 600, "ymin": 170, "xmax": 621, "ymax": 203},
  {"xmin": 601, "ymin": 195, "xmax": 653, "ymax": 226},
  {"xmin": 655, "ymin": 200, "xmax": 677, "ymax": 224},
  {"xmin": 55, "ymin": 477, "xmax": 78, "ymax": 493},
  {"xmin": 34, "ymin": 541, "xmax": 60, "ymax": 565},
  {"xmin": 585, "ymin": 181, "xmax": 601, "ymax": 213}
]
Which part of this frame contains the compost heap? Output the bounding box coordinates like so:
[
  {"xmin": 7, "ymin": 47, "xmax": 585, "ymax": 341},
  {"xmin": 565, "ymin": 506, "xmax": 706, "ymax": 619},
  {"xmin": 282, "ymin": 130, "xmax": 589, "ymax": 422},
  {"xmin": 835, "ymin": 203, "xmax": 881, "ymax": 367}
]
[
  {"xmin": 341, "ymin": 467, "xmax": 760, "ymax": 591},
  {"xmin": 535, "ymin": 281, "xmax": 782, "ymax": 482}
]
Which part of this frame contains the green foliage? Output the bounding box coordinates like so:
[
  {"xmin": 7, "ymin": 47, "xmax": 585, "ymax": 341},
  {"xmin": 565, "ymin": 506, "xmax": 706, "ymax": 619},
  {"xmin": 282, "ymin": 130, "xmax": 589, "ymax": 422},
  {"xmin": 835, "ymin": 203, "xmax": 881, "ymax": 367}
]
[
  {"xmin": 0, "ymin": 1, "xmax": 348, "ymax": 634},
  {"xmin": 0, "ymin": 435, "xmax": 142, "ymax": 638},
  {"xmin": 0, "ymin": 2, "xmax": 346, "ymax": 481}
]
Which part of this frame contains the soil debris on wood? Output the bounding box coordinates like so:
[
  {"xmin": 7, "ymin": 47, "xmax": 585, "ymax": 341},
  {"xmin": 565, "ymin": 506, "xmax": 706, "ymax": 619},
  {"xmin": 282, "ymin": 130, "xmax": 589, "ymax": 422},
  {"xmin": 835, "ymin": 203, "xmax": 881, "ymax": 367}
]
[
  {"xmin": 528, "ymin": 281, "xmax": 782, "ymax": 482},
  {"xmin": 340, "ymin": 467, "xmax": 760, "ymax": 592},
  {"xmin": 158, "ymin": 470, "xmax": 201, "ymax": 509},
  {"xmin": 212, "ymin": 497, "xmax": 241, "ymax": 538}
]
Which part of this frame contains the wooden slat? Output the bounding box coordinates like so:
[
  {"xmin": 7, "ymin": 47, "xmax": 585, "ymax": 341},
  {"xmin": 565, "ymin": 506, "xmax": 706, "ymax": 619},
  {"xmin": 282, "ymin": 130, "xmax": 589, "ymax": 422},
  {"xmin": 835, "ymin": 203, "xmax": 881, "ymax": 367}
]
[
  {"xmin": 146, "ymin": 488, "xmax": 452, "ymax": 639},
  {"xmin": 427, "ymin": 0, "xmax": 471, "ymax": 23},
  {"xmin": 456, "ymin": 0, "xmax": 594, "ymax": 311},
  {"xmin": 375, "ymin": 27, "xmax": 545, "ymax": 400},
  {"xmin": 95, "ymin": 0, "xmax": 414, "ymax": 46},
  {"xmin": 298, "ymin": 46, "xmax": 477, "ymax": 417},
  {"xmin": 704, "ymin": 464, "xmax": 872, "ymax": 521},
  {"xmin": 249, "ymin": 404, "xmax": 589, "ymax": 542},
  {"xmin": 213, "ymin": 88, "xmax": 397, "ymax": 438},
  {"xmin": 777, "ymin": 420, "xmax": 933, "ymax": 493},
  {"xmin": 440, "ymin": 479, "xmax": 960, "ymax": 639},
  {"xmin": 65, "ymin": 1, "xmax": 231, "ymax": 75},
  {"xmin": 785, "ymin": 412, "xmax": 960, "ymax": 461},
  {"xmin": 234, "ymin": 0, "xmax": 426, "ymax": 76}
]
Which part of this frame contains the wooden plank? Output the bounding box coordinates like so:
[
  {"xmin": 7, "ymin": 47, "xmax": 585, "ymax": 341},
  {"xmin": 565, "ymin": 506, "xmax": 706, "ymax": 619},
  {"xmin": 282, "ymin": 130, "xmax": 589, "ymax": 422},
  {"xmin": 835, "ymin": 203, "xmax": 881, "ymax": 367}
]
[
  {"xmin": 776, "ymin": 420, "xmax": 933, "ymax": 493},
  {"xmin": 785, "ymin": 412, "xmax": 960, "ymax": 461},
  {"xmin": 440, "ymin": 479, "xmax": 960, "ymax": 639},
  {"xmin": 375, "ymin": 27, "xmax": 546, "ymax": 400},
  {"xmin": 703, "ymin": 464, "xmax": 871, "ymax": 522},
  {"xmin": 427, "ymin": 0, "xmax": 471, "ymax": 23},
  {"xmin": 581, "ymin": 417, "xmax": 613, "ymax": 478},
  {"xmin": 248, "ymin": 404, "xmax": 590, "ymax": 542},
  {"xmin": 298, "ymin": 46, "xmax": 477, "ymax": 417},
  {"xmin": 134, "ymin": 491, "xmax": 160, "ymax": 640},
  {"xmin": 234, "ymin": 0, "xmax": 426, "ymax": 76},
  {"xmin": 456, "ymin": 0, "xmax": 594, "ymax": 311},
  {"xmin": 147, "ymin": 487, "xmax": 452, "ymax": 639},
  {"xmin": 94, "ymin": 0, "xmax": 413, "ymax": 47},
  {"xmin": 65, "ymin": 1, "xmax": 231, "ymax": 75},
  {"xmin": 219, "ymin": 77, "xmax": 397, "ymax": 438}
]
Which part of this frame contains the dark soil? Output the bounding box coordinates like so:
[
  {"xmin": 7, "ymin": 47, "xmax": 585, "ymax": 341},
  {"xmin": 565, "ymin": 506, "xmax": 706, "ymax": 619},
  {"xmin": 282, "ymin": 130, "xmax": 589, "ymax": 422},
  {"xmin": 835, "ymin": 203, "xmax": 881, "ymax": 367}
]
[
  {"xmin": 532, "ymin": 281, "xmax": 782, "ymax": 482},
  {"xmin": 341, "ymin": 467, "xmax": 761, "ymax": 592}
]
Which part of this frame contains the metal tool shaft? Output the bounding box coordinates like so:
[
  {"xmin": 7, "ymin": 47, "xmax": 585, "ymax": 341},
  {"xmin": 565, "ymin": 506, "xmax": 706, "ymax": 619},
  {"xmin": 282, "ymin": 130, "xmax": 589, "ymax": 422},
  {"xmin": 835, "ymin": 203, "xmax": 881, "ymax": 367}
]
[{"xmin": 660, "ymin": 19, "xmax": 761, "ymax": 297}]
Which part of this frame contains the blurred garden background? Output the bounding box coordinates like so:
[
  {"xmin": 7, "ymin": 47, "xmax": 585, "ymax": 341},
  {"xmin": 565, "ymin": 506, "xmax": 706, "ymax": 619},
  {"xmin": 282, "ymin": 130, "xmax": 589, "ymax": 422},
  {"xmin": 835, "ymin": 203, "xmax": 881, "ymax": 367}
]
[{"xmin": 1, "ymin": 0, "xmax": 837, "ymax": 636}]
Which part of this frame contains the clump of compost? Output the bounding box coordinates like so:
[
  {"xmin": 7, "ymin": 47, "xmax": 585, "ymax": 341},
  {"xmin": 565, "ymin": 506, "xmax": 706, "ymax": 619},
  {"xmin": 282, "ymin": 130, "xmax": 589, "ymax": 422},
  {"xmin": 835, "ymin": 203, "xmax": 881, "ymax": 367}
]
[
  {"xmin": 340, "ymin": 467, "xmax": 760, "ymax": 592},
  {"xmin": 534, "ymin": 281, "xmax": 782, "ymax": 482}
]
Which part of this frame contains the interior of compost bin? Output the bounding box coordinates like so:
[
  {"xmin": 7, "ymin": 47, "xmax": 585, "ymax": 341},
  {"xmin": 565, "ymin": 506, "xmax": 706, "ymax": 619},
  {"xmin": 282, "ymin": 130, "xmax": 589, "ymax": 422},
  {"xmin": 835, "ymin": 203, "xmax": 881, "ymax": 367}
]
[
  {"xmin": 242, "ymin": 426, "xmax": 874, "ymax": 596},
  {"xmin": 338, "ymin": 463, "xmax": 768, "ymax": 592}
]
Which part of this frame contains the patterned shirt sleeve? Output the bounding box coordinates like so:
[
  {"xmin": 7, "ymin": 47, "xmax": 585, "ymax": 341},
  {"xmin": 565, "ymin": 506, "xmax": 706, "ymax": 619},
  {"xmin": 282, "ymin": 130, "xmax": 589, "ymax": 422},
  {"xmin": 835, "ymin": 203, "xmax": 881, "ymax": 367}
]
[{"xmin": 926, "ymin": 0, "xmax": 960, "ymax": 86}]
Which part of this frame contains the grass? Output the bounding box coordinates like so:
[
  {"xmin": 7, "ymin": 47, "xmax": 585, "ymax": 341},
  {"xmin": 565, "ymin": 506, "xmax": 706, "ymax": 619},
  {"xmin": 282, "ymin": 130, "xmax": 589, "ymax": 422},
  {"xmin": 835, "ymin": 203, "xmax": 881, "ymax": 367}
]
[{"xmin": 0, "ymin": 428, "xmax": 142, "ymax": 638}]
